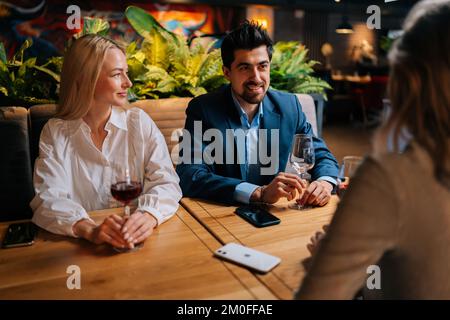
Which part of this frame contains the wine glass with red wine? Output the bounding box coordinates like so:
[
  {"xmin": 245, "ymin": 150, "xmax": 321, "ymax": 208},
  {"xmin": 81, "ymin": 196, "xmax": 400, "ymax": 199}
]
[
  {"xmin": 110, "ymin": 166, "xmax": 143, "ymax": 252},
  {"xmin": 337, "ymin": 156, "xmax": 363, "ymax": 199}
]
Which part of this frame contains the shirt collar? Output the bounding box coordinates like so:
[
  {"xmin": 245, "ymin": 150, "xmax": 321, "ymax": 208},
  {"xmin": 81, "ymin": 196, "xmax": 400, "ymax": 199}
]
[
  {"xmin": 107, "ymin": 106, "xmax": 128, "ymax": 131},
  {"xmin": 68, "ymin": 106, "xmax": 128, "ymax": 136},
  {"xmin": 231, "ymin": 89, "xmax": 264, "ymax": 127}
]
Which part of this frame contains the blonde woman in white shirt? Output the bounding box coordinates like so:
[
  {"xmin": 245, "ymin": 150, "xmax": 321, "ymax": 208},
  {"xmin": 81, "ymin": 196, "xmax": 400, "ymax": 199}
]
[{"xmin": 31, "ymin": 35, "xmax": 182, "ymax": 250}]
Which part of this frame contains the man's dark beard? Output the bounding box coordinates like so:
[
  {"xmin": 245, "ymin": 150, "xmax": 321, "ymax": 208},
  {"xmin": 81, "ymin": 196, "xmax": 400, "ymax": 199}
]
[
  {"xmin": 241, "ymin": 91, "xmax": 265, "ymax": 104},
  {"xmin": 241, "ymin": 82, "xmax": 267, "ymax": 104}
]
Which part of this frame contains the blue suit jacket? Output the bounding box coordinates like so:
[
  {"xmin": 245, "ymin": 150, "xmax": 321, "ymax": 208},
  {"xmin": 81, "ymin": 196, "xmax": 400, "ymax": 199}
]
[{"xmin": 176, "ymin": 85, "xmax": 339, "ymax": 204}]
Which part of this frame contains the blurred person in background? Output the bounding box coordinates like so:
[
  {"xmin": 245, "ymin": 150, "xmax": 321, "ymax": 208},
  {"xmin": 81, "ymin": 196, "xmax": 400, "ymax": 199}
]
[{"xmin": 296, "ymin": 0, "xmax": 450, "ymax": 299}]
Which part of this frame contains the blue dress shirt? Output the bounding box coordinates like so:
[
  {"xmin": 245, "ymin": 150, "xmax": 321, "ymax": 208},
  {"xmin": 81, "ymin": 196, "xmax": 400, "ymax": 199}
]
[{"xmin": 231, "ymin": 91, "xmax": 337, "ymax": 204}]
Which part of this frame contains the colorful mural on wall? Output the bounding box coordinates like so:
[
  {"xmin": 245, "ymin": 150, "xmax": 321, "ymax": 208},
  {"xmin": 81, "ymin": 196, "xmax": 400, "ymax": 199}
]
[{"xmin": 0, "ymin": 0, "xmax": 243, "ymax": 61}]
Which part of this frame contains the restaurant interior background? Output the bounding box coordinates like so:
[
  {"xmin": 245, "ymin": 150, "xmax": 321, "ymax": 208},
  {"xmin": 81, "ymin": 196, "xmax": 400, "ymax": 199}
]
[
  {"xmin": 0, "ymin": 0, "xmax": 433, "ymax": 301},
  {"xmin": 0, "ymin": 0, "xmax": 419, "ymax": 161}
]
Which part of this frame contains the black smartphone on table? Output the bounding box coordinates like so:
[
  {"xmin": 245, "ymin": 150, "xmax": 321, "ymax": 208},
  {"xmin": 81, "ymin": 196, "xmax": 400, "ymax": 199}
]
[
  {"xmin": 235, "ymin": 205, "xmax": 280, "ymax": 228},
  {"xmin": 2, "ymin": 222, "xmax": 37, "ymax": 249}
]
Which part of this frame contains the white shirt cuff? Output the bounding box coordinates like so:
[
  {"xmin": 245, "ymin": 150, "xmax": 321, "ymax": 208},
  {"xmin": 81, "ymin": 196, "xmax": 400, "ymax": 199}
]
[
  {"xmin": 69, "ymin": 216, "xmax": 96, "ymax": 238},
  {"xmin": 234, "ymin": 182, "xmax": 260, "ymax": 204},
  {"xmin": 316, "ymin": 176, "xmax": 337, "ymax": 186},
  {"xmin": 138, "ymin": 205, "xmax": 164, "ymax": 227}
]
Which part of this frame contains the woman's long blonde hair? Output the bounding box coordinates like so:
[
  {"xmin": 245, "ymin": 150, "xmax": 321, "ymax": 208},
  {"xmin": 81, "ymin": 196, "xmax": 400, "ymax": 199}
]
[
  {"xmin": 374, "ymin": 0, "xmax": 450, "ymax": 188},
  {"xmin": 56, "ymin": 35, "xmax": 126, "ymax": 120}
]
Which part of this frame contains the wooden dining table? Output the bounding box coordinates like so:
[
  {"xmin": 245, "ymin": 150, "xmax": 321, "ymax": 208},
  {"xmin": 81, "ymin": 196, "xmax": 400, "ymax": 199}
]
[
  {"xmin": 180, "ymin": 196, "xmax": 339, "ymax": 300},
  {"xmin": 0, "ymin": 206, "xmax": 276, "ymax": 300}
]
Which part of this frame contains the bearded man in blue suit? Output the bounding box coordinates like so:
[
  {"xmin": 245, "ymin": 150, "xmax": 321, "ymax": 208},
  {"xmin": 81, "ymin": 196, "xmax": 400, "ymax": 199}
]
[{"xmin": 176, "ymin": 21, "xmax": 339, "ymax": 206}]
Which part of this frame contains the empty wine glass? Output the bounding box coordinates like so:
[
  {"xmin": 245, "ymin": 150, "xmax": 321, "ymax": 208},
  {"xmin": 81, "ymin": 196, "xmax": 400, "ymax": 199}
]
[
  {"xmin": 110, "ymin": 165, "xmax": 143, "ymax": 252},
  {"xmin": 337, "ymin": 156, "xmax": 363, "ymax": 199},
  {"xmin": 288, "ymin": 134, "xmax": 315, "ymax": 210}
]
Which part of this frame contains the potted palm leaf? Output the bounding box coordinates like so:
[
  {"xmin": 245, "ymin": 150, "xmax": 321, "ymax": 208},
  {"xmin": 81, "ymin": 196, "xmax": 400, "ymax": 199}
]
[
  {"xmin": 270, "ymin": 41, "xmax": 331, "ymax": 100},
  {"xmin": 1, "ymin": 9, "xmax": 332, "ymax": 108},
  {"xmin": 124, "ymin": 6, "xmax": 227, "ymax": 100},
  {"xmin": 0, "ymin": 40, "xmax": 60, "ymax": 107},
  {"xmin": 0, "ymin": 17, "xmax": 109, "ymax": 107}
]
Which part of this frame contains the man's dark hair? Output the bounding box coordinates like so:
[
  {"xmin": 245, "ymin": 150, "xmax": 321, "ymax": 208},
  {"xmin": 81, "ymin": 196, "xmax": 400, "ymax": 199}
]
[{"xmin": 221, "ymin": 20, "xmax": 273, "ymax": 69}]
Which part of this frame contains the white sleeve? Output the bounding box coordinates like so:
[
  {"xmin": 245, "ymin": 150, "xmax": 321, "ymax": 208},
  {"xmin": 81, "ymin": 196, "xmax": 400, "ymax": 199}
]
[
  {"xmin": 136, "ymin": 111, "xmax": 182, "ymax": 225},
  {"xmin": 30, "ymin": 121, "xmax": 94, "ymax": 237}
]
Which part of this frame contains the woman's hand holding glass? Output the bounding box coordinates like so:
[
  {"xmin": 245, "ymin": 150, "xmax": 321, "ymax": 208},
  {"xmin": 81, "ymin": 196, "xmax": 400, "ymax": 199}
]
[
  {"xmin": 72, "ymin": 215, "xmax": 131, "ymax": 249},
  {"xmin": 83, "ymin": 210, "xmax": 157, "ymax": 250},
  {"xmin": 89, "ymin": 214, "xmax": 129, "ymax": 248},
  {"xmin": 121, "ymin": 211, "xmax": 157, "ymax": 249}
]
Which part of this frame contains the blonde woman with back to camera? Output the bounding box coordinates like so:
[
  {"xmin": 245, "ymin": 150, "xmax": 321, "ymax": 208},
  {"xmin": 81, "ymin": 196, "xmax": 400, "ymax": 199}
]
[
  {"xmin": 30, "ymin": 35, "xmax": 182, "ymax": 250},
  {"xmin": 296, "ymin": 0, "xmax": 450, "ymax": 299}
]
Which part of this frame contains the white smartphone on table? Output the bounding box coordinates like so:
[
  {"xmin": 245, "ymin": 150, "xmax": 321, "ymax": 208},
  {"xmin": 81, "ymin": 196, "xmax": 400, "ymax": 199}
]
[{"xmin": 214, "ymin": 243, "xmax": 281, "ymax": 274}]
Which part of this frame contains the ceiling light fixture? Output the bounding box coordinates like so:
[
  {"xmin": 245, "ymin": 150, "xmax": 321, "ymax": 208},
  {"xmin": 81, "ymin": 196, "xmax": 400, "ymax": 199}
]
[{"xmin": 336, "ymin": 16, "xmax": 354, "ymax": 34}]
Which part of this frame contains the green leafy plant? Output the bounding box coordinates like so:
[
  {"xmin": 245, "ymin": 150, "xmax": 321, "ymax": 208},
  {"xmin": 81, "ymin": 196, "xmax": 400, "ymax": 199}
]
[
  {"xmin": 0, "ymin": 39, "xmax": 61, "ymax": 106},
  {"xmin": 76, "ymin": 17, "xmax": 110, "ymax": 38},
  {"xmin": 0, "ymin": 17, "xmax": 109, "ymax": 107},
  {"xmin": 1, "ymin": 12, "xmax": 332, "ymax": 105},
  {"xmin": 270, "ymin": 41, "xmax": 331, "ymax": 100},
  {"xmin": 124, "ymin": 6, "xmax": 227, "ymax": 99}
]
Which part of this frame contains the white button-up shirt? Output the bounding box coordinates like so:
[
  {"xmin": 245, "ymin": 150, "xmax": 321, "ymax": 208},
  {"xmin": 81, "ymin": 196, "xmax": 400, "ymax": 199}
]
[{"xmin": 30, "ymin": 106, "xmax": 182, "ymax": 237}]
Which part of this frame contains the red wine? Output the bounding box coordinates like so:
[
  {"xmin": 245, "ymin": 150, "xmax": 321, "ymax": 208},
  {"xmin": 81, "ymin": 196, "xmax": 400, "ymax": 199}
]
[
  {"xmin": 111, "ymin": 181, "xmax": 143, "ymax": 205},
  {"xmin": 337, "ymin": 183, "xmax": 348, "ymax": 199}
]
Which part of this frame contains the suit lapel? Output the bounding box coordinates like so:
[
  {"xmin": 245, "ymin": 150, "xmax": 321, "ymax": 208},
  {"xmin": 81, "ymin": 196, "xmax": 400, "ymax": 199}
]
[
  {"xmin": 260, "ymin": 94, "xmax": 281, "ymax": 183},
  {"xmin": 262, "ymin": 93, "xmax": 281, "ymax": 131},
  {"xmin": 223, "ymin": 86, "xmax": 242, "ymax": 131},
  {"xmin": 221, "ymin": 86, "xmax": 245, "ymax": 179}
]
